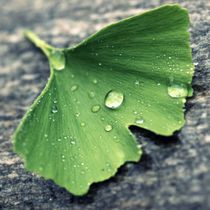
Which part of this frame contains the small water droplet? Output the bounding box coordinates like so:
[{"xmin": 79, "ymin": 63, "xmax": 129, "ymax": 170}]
[
  {"xmin": 104, "ymin": 124, "xmax": 112, "ymax": 132},
  {"xmin": 104, "ymin": 90, "xmax": 124, "ymax": 109},
  {"xmin": 92, "ymin": 79, "xmax": 98, "ymax": 84},
  {"xmin": 88, "ymin": 91, "xmax": 95, "ymax": 98},
  {"xmin": 167, "ymin": 83, "xmax": 188, "ymax": 98},
  {"xmin": 50, "ymin": 50, "xmax": 65, "ymax": 71},
  {"xmin": 135, "ymin": 80, "xmax": 140, "ymax": 85},
  {"xmin": 137, "ymin": 145, "xmax": 142, "ymax": 149},
  {"xmin": 44, "ymin": 134, "xmax": 48, "ymax": 138},
  {"xmin": 133, "ymin": 111, "xmax": 138, "ymax": 115},
  {"xmin": 113, "ymin": 135, "xmax": 120, "ymax": 142},
  {"xmin": 75, "ymin": 112, "xmax": 80, "ymax": 117},
  {"xmin": 70, "ymin": 140, "xmax": 76, "ymax": 145},
  {"xmin": 58, "ymin": 138, "xmax": 61, "ymax": 142},
  {"xmin": 52, "ymin": 105, "xmax": 58, "ymax": 113},
  {"xmin": 61, "ymin": 155, "xmax": 65, "ymax": 162},
  {"xmin": 135, "ymin": 118, "xmax": 144, "ymax": 124},
  {"xmin": 81, "ymin": 122, "xmax": 86, "ymax": 127},
  {"xmin": 91, "ymin": 105, "xmax": 101, "ymax": 113},
  {"xmin": 98, "ymin": 62, "xmax": 102, "ymax": 66},
  {"xmin": 71, "ymin": 85, "xmax": 78, "ymax": 92}
]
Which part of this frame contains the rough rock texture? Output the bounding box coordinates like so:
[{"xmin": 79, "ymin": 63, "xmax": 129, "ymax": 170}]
[{"xmin": 0, "ymin": 0, "xmax": 210, "ymax": 209}]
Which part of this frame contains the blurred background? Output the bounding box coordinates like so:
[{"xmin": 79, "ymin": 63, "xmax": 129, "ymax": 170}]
[{"xmin": 1, "ymin": 0, "xmax": 210, "ymax": 209}]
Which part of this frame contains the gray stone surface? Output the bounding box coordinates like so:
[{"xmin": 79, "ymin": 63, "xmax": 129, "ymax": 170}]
[{"xmin": 0, "ymin": 0, "xmax": 210, "ymax": 209}]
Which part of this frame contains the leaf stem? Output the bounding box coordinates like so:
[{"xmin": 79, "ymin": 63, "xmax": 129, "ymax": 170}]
[{"xmin": 24, "ymin": 30, "xmax": 53, "ymax": 57}]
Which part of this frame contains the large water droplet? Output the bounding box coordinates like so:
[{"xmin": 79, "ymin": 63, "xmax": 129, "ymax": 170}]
[
  {"xmin": 104, "ymin": 90, "xmax": 124, "ymax": 109},
  {"xmin": 167, "ymin": 83, "xmax": 188, "ymax": 98},
  {"xmin": 50, "ymin": 50, "xmax": 65, "ymax": 71},
  {"xmin": 91, "ymin": 105, "xmax": 101, "ymax": 113},
  {"xmin": 104, "ymin": 124, "xmax": 112, "ymax": 132}
]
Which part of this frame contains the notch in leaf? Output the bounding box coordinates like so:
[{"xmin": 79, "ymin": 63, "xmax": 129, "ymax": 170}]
[{"xmin": 13, "ymin": 4, "xmax": 194, "ymax": 195}]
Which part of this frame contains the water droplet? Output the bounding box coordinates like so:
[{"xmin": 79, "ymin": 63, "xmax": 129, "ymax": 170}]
[
  {"xmin": 137, "ymin": 145, "xmax": 142, "ymax": 149},
  {"xmin": 133, "ymin": 111, "xmax": 138, "ymax": 115},
  {"xmin": 50, "ymin": 50, "xmax": 65, "ymax": 71},
  {"xmin": 113, "ymin": 136, "xmax": 120, "ymax": 142},
  {"xmin": 92, "ymin": 79, "xmax": 98, "ymax": 84},
  {"xmin": 70, "ymin": 140, "xmax": 76, "ymax": 145},
  {"xmin": 104, "ymin": 124, "xmax": 112, "ymax": 132},
  {"xmin": 135, "ymin": 80, "xmax": 140, "ymax": 85},
  {"xmin": 52, "ymin": 106, "xmax": 58, "ymax": 113},
  {"xmin": 81, "ymin": 122, "xmax": 86, "ymax": 127},
  {"xmin": 71, "ymin": 85, "xmax": 78, "ymax": 92},
  {"xmin": 135, "ymin": 118, "xmax": 144, "ymax": 124},
  {"xmin": 75, "ymin": 112, "xmax": 80, "ymax": 117},
  {"xmin": 61, "ymin": 155, "xmax": 65, "ymax": 162},
  {"xmin": 53, "ymin": 100, "xmax": 57, "ymax": 104},
  {"xmin": 157, "ymin": 82, "xmax": 161, "ymax": 86},
  {"xmin": 104, "ymin": 90, "xmax": 124, "ymax": 109},
  {"xmin": 44, "ymin": 134, "xmax": 48, "ymax": 138},
  {"xmin": 167, "ymin": 83, "xmax": 188, "ymax": 98},
  {"xmin": 88, "ymin": 91, "xmax": 95, "ymax": 98},
  {"xmin": 58, "ymin": 138, "xmax": 61, "ymax": 142},
  {"xmin": 98, "ymin": 62, "xmax": 102, "ymax": 66},
  {"xmin": 91, "ymin": 105, "xmax": 101, "ymax": 113}
]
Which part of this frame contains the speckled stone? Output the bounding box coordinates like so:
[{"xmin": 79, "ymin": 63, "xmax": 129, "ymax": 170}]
[{"xmin": 0, "ymin": 0, "xmax": 210, "ymax": 209}]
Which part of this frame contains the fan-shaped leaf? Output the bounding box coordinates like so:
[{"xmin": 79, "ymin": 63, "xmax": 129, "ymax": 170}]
[{"xmin": 13, "ymin": 4, "xmax": 194, "ymax": 195}]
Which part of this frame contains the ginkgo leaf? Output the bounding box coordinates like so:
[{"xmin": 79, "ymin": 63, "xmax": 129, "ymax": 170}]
[{"xmin": 13, "ymin": 4, "xmax": 194, "ymax": 196}]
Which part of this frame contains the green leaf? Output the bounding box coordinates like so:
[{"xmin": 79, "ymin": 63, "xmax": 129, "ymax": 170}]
[{"xmin": 13, "ymin": 4, "xmax": 194, "ymax": 195}]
